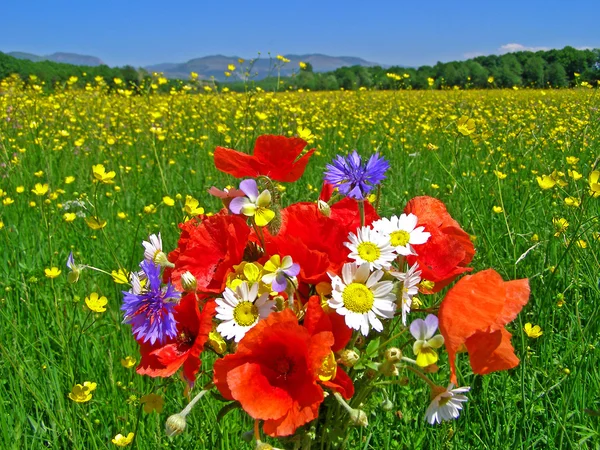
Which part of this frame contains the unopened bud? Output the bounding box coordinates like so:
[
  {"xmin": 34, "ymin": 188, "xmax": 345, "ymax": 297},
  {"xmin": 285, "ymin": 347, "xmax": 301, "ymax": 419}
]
[
  {"xmin": 180, "ymin": 271, "xmax": 197, "ymax": 292},
  {"xmin": 338, "ymin": 349, "xmax": 360, "ymax": 367},
  {"xmin": 256, "ymin": 441, "xmax": 284, "ymax": 450},
  {"xmin": 381, "ymin": 398, "xmax": 394, "ymax": 411},
  {"xmin": 318, "ymin": 200, "xmax": 331, "ymax": 217},
  {"xmin": 384, "ymin": 347, "xmax": 402, "ymax": 363},
  {"xmin": 378, "ymin": 361, "xmax": 399, "ymax": 377},
  {"xmin": 348, "ymin": 408, "xmax": 368, "ymax": 427},
  {"xmin": 165, "ymin": 413, "xmax": 186, "ymax": 437}
]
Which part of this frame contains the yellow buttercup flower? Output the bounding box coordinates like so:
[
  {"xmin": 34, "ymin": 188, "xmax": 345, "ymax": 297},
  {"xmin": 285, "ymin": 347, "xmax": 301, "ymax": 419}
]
[
  {"xmin": 457, "ymin": 116, "xmax": 476, "ymax": 136},
  {"xmin": 564, "ymin": 197, "xmax": 580, "ymax": 207},
  {"xmin": 45, "ymin": 267, "xmax": 61, "ymax": 278},
  {"xmin": 536, "ymin": 175, "xmax": 556, "ymax": 190},
  {"xmin": 112, "ymin": 432, "xmax": 134, "ymax": 447},
  {"xmin": 162, "ymin": 196, "xmax": 175, "ymax": 206},
  {"xmin": 92, "ymin": 164, "xmax": 116, "ymax": 184},
  {"xmin": 120, "ymin": 356, "xmax": 136, "ymax": 368},
  {"xmin": 86, "ymin": 216, "xmax": 107, "ymax": 230},
  {"xmin": 184, "ymin": 196, "xmax": 204, "ymax": 217},
  {"xmin": 589, "ymin": 171, "xmax": 600, "ymax": 197},
  {"xmin": 68, "ymin": 382, "xmax": 96, "ymax": 403},
  {"xmin": 85, "ymin": 292, "xmax": 108, "ymax": 312},
  {"xmin": 111, "ymin": 269, "xmax": 129, "ymax": 284},
  {"xmin": 63, "ymin": 212, "xmax": 77, "ymax": 222},
  {"xmin": 523, "ymin": 323, "xmax": 543, "ymax": 339},
  {"xmin": 492, "ymin": 206, "xmax": 503, "ymax": 213},
  {"xmin": 65, "ymin": 176, "xmax": 76, "ymax": 184}
]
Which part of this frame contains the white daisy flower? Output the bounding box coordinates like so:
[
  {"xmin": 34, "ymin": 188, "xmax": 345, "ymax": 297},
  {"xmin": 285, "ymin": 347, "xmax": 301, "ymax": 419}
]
[
  {"xmin": 329, "ymin": 262, "xmax": 396, "ymax": 336},
  {"xmin": 372, "ymin": 213, "xmax": 430, "ymax": 256},
  {"xmin": 390, "ymin": 262, "xmax": 422, "ymax": 325},
  {"xmin": 142, "ymin": 233, "xmax": 173, "ymax": 267},
  {"xmin": 215, "ymin": 281, "xmax": 275, "ymax": 342},
  {"xmin": 345, "ymin": 226, "xmax": 396, "ymax": 270},
  {"xmin": 425, "ymin": 384, "xmax": 470, "ymax": 425}
]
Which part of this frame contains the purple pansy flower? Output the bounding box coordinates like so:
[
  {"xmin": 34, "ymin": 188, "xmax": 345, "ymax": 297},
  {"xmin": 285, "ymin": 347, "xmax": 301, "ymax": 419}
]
[
  {"xmin": 121, "ymin": 260, "xmax": 180, "ymax": 345},
  {"xmin": 324, "ymin": 150, "xmax": 389, "ymax": 200},
  {"xmin": 262, "ymin": 255, "xmax": 300, "ymax": 292}
]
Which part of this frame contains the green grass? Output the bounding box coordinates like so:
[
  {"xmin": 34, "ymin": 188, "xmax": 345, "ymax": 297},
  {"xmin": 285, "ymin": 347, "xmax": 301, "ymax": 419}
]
[{"xmin": 0, "ymin": 82, "xmax": 599, "ymax": 449}]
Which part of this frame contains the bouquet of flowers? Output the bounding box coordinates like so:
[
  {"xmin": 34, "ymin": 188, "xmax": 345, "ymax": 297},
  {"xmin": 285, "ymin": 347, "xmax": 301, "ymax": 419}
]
[{"xmin": 73, "ymin": 135, "xmax": 530, "ymax": 449}]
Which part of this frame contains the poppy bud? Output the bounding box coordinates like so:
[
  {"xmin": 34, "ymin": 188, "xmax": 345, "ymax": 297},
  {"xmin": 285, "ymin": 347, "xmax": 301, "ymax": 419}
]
[
  {"xmin": 165, "ymin": 414, "xmax": 186, "ymax": 437},
  {"xmin": 384, "ymin": 347, "xmax": 402, "ymax": 363},
  {"xmin": 338, "ymin": 349, "xmax": 359, "ymax": 367}
]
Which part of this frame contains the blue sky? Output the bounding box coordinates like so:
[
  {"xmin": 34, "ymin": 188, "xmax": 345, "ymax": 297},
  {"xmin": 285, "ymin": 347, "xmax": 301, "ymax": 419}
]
[{"xmin": 1, "ymin": 0, "xmax": 599, "ymax": 68}]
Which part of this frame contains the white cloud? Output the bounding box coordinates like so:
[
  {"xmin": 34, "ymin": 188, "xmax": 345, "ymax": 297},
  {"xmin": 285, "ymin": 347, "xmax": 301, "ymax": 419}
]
[{"xmin": 499, "ymin": 43, "xmax": 550, "ymax": 53}]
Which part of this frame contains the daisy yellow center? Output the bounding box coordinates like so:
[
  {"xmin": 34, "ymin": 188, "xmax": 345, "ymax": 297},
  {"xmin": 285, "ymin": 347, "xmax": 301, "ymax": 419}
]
[
  {"xmin": 342, "ymin": 283, "xmax": 374, "ymax": 313},
  {"xmin": 390, "ymin": 230, "xmax": 410, "ymax": 247},
  {"xmin": 357, "ymin": 242, "xmax": 381, "ymax": 262},
  {"xmin": 233, "ymin": 301, "xmax": 259, "ymax": 327}
]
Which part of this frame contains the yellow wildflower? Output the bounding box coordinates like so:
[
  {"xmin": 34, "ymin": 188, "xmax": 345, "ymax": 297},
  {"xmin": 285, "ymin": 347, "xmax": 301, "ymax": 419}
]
[
  {"xmin": 553, "ymin": 218, "xmax": 569, "ymax": 237},
  {"xmin": 589, "ymin": 171, "xmax": 600, "ymax": 197},
  {"xmin": 121, "ymin": 356, "xmax": 136, "ymax": 368},
  {"xmin": 523, "ymin": 323, "xmax": 543, "ymax": 339},
  {"xmin": 63, "ymin": 213, "xmax": 77, "ymax": 222},
  {"xmin": 85, "ymin": 292, "xmax": 108, "ymax": 313},
  {"xmin": 65, "ymin": 176, "xmax": 76, "ymax": 184},
  {"xmin": 457, "ymin": 116, "xmax": 476, "ymax": 135},
  {"xmin": 492, "ymin": 206, "xmax": 503, "ymax": 213},
  {"xmin": 184, "ymin": 196, "xmax": 204, "ymax": 216},
  {"xmin": 68, "ymin": 382, "xmax": 97, "ymax": 403},
  {"xmin": 92, "ymin": 164, "xmax": 116, "ymax": 184},
  {"xmin": 112, "ymin": 433, "xmax": 134, "ymax": 447},
  {"xmin": 564, "ymin": 197, "xmax": 580, "ymax": 207},
  {"xmin": 111, "ymin": 269, "xmax": 129, "ymax": 284},
  {"xmin": 45, "ymin": 267, "xmax": 61, "ymax": 279},
  {"xmin": 162, "ymin": 196, "xmax": 175, "ymax": 206},
  {"xmin": 86, "ymin": 216, "xmax": 107, "ymax": 230}
]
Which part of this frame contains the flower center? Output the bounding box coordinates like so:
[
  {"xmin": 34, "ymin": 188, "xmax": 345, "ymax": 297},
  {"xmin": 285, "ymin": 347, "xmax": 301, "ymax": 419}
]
[
  {"xmin": 233, "ymin": 301, "xmax": 259, "ymax": 327},
  {"xmin": 342, "ymin": 283, "xmax": 374, "ymax": 313},
  {"xmin": 318, "ymin": 352, "xmax": 337, "ymax": 381},
  {"xmin": 390, "ymin": 230, "xmax": 410, "ymax": 247},
  {"xmin": 357, "ymin": 241, "xmax": 381, "ymax": 262}
]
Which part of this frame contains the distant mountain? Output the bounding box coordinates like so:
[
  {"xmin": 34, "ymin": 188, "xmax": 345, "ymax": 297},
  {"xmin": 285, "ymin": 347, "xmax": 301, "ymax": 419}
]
[
  {"xmin": 145, "ymin": 54, "xmax": 385, "ymax": 81},
  {"xmin": 8, "ymin": 51, "xmax": 104, "ymax": 66}
]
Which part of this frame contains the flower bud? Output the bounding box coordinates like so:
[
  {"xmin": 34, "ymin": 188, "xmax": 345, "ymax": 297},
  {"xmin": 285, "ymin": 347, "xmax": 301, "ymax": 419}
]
[
  {"xmin": 338, "ymin": 349, "xmax": 360, "ymax": 367},
  {"xmin": 378, "ymin": 361, "xmax": 399, "ymax": 377},
  {"xmin": 180, "ymin": 271, "xmax": 197, "ymax": 292},
  {"xmin": 318, "ymin": 200, "xmax": 331, "ymax": 217},
  {"xmin": 384, "ymin": 347, "xmax": 402, "ymax": 363},
  {"xmin": 165, "ymin": 413, "xmax": 186, "ymax": 437},
  {"xmin": 348, "ymin": 408, "xmax": 369, "ymax": 427},
  {"xmin": 380, "ymin": 398, "xmax": 394, "ymax": 411}
]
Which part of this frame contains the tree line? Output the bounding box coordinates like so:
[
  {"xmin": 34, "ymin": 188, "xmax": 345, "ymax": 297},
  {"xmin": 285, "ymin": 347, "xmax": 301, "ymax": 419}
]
[{"xmin": 1, "ymin": 46, "xmax": 599, "ymax": 92}]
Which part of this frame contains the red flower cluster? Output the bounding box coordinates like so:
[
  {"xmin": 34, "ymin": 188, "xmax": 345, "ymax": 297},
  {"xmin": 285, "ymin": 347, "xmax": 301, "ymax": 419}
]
[
  {"xmin": 404, "ymin": 196, "xmax": 475, "ymax": 292},
  {"xmin": 213, "ymin": 301, "xmax": 353, "ymax": 437},
  {"xmin": 136, "ymin": 293, "xmax": 216, "ymax": 384},
  {"xmin": 214, "ymin": 134, "xmax": 315, "ymax": 182},
  {"xmin": 167, "ymin": 214, "xmax": 250, "ymax": 294},
  {"xmin": 438, "ymin": 269, "xmax": 530, "ymax": 384}
]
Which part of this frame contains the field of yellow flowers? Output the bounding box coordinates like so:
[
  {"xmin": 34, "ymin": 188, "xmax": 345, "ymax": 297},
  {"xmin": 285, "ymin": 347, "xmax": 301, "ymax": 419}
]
[{"xmin": 0, "ymin": 74, "xmax": 599, "ymax": 449}]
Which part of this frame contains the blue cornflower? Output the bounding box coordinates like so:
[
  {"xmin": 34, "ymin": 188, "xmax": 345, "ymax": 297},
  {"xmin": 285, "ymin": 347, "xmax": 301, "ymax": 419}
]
[
  {"xmin": 324, "ymin": 150, "xmax": 389, "ymax": 200},
  {"xmin": 121, "ymin": 260, "xmax": 180, "ymax": 345}
]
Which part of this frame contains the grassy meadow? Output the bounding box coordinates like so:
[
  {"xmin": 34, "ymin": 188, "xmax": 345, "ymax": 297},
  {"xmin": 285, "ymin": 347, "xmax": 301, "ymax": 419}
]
[{"xmin": 0, "ymin": 75, "xmax": 599, "ymax": 449}]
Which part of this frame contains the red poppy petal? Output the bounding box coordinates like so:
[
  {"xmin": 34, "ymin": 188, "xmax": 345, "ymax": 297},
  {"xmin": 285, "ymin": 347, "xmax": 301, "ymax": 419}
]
[
  {"xmin": 252, "ymin": 135, "xmax": 313, "ymax": 182},
  {"xmin": 227, "ymin": 362, "xmax": 293, "ymax": 420},
  {"xmin": 262, "ymin": 384, "xmax": 323, "ymax": 437},
  {"xmin": 465, "ymin": 328, "xmax": 520, "ymax": 376},
  {"xmin": 322, "ymin": 367, "xmax": 355, "ymax": 399},
  {"xmin": 214, "ymin": 146, "xmax": 263, "ymax": 178},
  {"xmin": 497, "ymin": 279, "xmax": 530, "ymax": 327}
]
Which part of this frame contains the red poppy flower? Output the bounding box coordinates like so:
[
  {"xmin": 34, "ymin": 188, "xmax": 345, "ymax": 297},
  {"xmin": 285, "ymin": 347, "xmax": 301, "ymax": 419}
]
[
  {"xmin": 168, "ymin": 214, "xmax": 250, "ymax": 294},
  {"xmin": 404, "ymin": 196, "xmax": 475, "ymax": 292},
  {"xmin": 214, "ymin": 135, "xmax": 315, "ymax": 182},
  {"xmin": 137, "ymin": 295, "xmax": 216, "ymax": 384},
  {"xmin": 213, "ymin": 309, "xmax": 334, "ymax": 437},
  {"xmin": 438, "ymin": 269, "xmax": 530, "ymax": 384}
]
